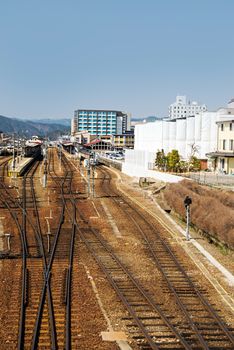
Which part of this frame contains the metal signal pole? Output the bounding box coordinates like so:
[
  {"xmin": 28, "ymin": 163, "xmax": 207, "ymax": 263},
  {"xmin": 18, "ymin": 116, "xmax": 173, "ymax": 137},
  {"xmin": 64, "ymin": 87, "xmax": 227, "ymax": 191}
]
[{"xmin": 184, "ymin": 196, "xmax": 192, "ymax": 241}]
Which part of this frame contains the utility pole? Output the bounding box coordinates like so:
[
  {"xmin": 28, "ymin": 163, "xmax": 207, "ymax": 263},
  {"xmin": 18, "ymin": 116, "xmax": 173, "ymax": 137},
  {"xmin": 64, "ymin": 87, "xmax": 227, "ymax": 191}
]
[
  {"xmin": 87, "ymin": 162, "xmax": 91, "ymax": 197},
  {"xmin": 12, "ymin": 133, "xmax": 16, "ymax": 170},
  {"xmin": 16, "ymin": 134, "xmax": 19, "ymax": 164},
  {"xmin": 43, "ymin": 142, "xmax": 48, "ymax": 188},
  {"xmin": 79, "ymin": 155, "xmax": 83, "ymax": 176},
  {"xmin": 91, "ymin": 163, "xmax": 95, "ymax": 197},
  {"xmin": 184, "ymin": 196, "xmax": 192, "ymax": 241},
  {"xmin": 59, "ymin": 145, "xmax": 62, "ymax": 171}
]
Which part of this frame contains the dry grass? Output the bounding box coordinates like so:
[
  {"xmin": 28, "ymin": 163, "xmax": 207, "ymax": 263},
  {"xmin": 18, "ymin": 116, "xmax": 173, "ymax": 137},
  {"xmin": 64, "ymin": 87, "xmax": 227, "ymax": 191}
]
[{"xmin": 163, "ymin": 180, "xmax": 234, "ymax": 249}]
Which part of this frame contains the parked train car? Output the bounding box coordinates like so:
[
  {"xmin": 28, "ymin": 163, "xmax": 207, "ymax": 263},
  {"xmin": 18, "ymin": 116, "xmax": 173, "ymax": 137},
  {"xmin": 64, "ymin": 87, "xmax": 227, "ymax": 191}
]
[{"xmin": 24, "ymin": 144, "xmax": 42, "ymax": 158}]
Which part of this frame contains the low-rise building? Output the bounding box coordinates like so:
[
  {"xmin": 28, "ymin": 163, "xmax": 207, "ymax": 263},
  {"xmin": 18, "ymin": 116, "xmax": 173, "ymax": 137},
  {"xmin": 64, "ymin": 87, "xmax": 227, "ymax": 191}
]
[
  {"xmin": 71, "ymin": 130, "xmax": 95, "ymax": 145},
  {"xmin": 112, "ymin": 133, "xmax": 134, "ymax": 149},
  {"xmin": 207, "ymin": 120, "xmax": 234, "ymax": 174},
  {"xmin": 84, "ymin": 139, "xmax": 112, "ymax": 151}
]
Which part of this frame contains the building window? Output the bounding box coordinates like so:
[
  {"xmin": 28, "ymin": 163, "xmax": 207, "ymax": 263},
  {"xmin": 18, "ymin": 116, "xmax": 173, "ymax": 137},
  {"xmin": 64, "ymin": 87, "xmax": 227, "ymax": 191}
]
[
  {"xmin": 230, "ymin": 123, "xmax": 233, "ymax": 131},
  {"xmin": 220, "ymin": 158, "xmax": 225, "ymax": 170},
  {"xmin": 223, "ymin": 139, "xmax": 226, "ymax": 150},
  {"xmin": 221, "ymin": 124, "xmax": 224, "ymax": 131},
  {"xmin": 230, "ymin": 140, "xmax": 233, "ymax": 151}
]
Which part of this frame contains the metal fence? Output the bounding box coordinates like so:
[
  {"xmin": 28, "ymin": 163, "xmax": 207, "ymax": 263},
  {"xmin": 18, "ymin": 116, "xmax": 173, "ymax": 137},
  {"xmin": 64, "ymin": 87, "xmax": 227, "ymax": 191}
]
[
  {"xmin": 98, "ymin": 156, "xmax": 122, "ymax": 171},
  {"xmin": 188, "ymin": 172, "xmax": 234, "ymax": 187}
]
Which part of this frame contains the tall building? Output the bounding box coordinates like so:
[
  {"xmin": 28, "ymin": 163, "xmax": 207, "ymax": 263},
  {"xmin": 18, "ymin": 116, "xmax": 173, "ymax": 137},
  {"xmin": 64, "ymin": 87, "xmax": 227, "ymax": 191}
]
[
  {"xmin": 72, "ymin": 109, "xmax": 131, "ymax": 136},
  {"xmin": 169, "ymin": 95, "xmax": 207, "ymax": 119},
  {"xmin": 71, "ymin": 118, "xmax": 77, "ymax": 136}
]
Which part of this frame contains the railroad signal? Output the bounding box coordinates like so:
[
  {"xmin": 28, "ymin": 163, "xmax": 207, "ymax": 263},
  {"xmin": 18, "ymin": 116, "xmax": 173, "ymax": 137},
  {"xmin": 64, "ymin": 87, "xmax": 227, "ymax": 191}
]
[
  {"xmin": 184, "ymin": 196, "xmax": 192, "ymax": 241},
  {"xmin": 184, "ymin": 196, "xmax": 192, "ymax": 207},
  {"xmin": 43, "ymin": 143, "xmax": 48, "ymax": 188}
]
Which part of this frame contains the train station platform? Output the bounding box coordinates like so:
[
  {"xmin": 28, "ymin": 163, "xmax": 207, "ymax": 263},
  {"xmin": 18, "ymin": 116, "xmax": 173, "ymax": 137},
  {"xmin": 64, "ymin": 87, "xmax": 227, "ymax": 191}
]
[{"xmin": 8, "ymin": 156, "xmax": 35, "ymax": 177}]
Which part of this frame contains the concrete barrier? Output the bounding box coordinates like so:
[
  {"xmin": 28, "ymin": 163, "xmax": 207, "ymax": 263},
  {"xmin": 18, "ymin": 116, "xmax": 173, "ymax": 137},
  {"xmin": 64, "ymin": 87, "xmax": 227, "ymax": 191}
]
[{"xmin": 98, "ymin": 156, "xmax": 122, "ymax": 171}]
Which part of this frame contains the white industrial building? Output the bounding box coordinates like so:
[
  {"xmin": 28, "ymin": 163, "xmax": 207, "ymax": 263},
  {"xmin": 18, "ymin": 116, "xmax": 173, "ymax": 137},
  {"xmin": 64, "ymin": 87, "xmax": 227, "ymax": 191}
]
[
  {"xmin": 123, "ymin": 100, "xmax": 234, "ymax": 178},
  {"xmin": 169, "ymin": 95, "xmax": 207, "ymax": 119}
]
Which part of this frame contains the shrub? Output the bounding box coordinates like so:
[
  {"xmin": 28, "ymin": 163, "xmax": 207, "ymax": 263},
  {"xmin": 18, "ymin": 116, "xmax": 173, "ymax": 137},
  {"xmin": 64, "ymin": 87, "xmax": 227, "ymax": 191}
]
[{"xmin": 163, "ymin": 180, "xmax": 234, "ymax": 249}]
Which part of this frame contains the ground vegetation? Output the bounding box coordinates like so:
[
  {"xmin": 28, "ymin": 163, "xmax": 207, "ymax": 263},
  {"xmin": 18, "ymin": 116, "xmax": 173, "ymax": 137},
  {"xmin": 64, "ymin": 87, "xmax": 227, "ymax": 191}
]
[
  {"xmin": 163, "ymin": 180, "xmax": 234, "ymax": 249},
  {"xmin": 155, "ymin": 149, "xmax": 201, "ymax": 173}
]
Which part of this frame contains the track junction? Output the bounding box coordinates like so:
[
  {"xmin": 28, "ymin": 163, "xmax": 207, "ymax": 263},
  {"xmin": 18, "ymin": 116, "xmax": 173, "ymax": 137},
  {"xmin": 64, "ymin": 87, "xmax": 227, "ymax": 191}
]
[{"xmin": 0, "ymin": 150, "xmax": 233, "ymax": 349}]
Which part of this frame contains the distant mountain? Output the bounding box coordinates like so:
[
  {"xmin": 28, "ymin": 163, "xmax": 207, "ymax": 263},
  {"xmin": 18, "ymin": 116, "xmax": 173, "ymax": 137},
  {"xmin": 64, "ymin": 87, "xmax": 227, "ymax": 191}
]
[
  {"xmin": 28, "ymin": 118, "xmax": 71, "ymax": 127},
  {"xmin": 0, "ymin": 115, "xmax": 70, "ymax": 139},
  {"xmin": 131, "ymin": 116, "xmax": 163, "ymax": 122}
]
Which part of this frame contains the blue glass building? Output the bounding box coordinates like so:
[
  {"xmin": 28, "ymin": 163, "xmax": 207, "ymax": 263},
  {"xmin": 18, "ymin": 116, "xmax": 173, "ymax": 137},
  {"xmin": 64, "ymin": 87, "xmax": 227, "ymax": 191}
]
[{"xmin": 73, "ymin": 109, "xmax": 130, "ymax": 136}]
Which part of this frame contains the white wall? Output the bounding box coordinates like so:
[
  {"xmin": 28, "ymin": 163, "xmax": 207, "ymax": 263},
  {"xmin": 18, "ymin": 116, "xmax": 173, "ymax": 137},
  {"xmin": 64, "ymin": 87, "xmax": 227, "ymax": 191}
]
[
  {"xmin": 168, "ymin": 121, "xmax": 176, "ymax": 150},
  {"xmin": 162, "ymin": 120, "xmax": 170, "ymax": 153},
  {"xmin": 176, "ymin": 118, "xmax": 187, "ymax": 158},
  {"xmin": 134, "ymin": 121, "xmax": 163, "ymax": 152},
  {"xmin": 186, "ymin": 116, "xmax": 195, "ymax": 158},
  {"xmin": 200, "ymin": 112, "xmax": 213, "ymax": 159},
  {"xmin": 128, "ymin": 107, "xmax": 234, "ymax": 175},
  {"xmin": 124, "ymin": 149, "xmax": 155, "ymax": 170},
  {"xmin": 123, "ymin": 149, "xmax": 183, "ymax": 183}
]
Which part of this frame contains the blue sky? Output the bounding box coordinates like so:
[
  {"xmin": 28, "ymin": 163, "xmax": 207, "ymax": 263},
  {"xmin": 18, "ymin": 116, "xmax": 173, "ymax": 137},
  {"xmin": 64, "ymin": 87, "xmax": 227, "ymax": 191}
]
[{"xmin": 0, "ymin": 0, "xmax": 234, "ymax": 119}]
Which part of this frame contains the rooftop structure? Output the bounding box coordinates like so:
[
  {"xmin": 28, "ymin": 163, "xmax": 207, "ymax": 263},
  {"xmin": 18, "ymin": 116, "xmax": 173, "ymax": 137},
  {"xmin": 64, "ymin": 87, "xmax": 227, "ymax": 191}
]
[
  {"xmin": 169, "ymin": 95, "xmax": 207, "ymax": 119},
  {"xmin": 228, "ymin": 97, "xmax": 234, "ymax": 108}
]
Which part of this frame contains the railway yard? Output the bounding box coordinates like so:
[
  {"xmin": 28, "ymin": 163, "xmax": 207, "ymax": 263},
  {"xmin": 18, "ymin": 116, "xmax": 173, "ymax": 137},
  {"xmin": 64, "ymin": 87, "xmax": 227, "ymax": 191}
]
[{"xmin": 0, "ymin": 148, "xmax": 234, "ymax": 350}]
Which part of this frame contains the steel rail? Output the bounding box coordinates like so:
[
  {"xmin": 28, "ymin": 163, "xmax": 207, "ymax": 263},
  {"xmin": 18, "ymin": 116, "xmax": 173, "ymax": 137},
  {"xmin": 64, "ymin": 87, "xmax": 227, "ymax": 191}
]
[
  {"xmin": 61, "ymin": 155, "xmax": 190, "ymax": 348},
  {"xmin": 14, "ymin": 160, "xmax": 57, "ymax": 350},
  {"xmin": 65, "ymin": 203, "xmax": 76, "ymax": 350},
  {"xmin": 0, "ymin": 154, "xmax": 59, "ymax": 349},
  {"xmin": 50, "ymin": 150, "xmax": 77, "ymax": 349},
  {"xmin": 52, "ymin": 151, "xmax": 192, "ymax": 349},
  {"xmin": 0, "ymin": 157, "xmax": 10, "ymax": 180},
  {"xmin": 114, "ymin": 184, "xmax": 234, "ymax": 347},
  {"xmin": 28, "ymin": 161, "xmax": 58, "ymax": 350},
  {"xmin": 99, "ymin": 166, "xmax": 234, "ymax": 348},
  {"xmin": 0, "ymin": 191, "xmax": 27, "ymax": 350},
  {"xmin": 30, "ymin": 192, "xmax": 66, "ymax": 349},
  {"xmin": 31, "ymin": 149, "xmax": 73, "ymax": 349},
  {"xmin": 57, "ymin": 157, "xmax": 193, "ymax": 349},
  {"xmin": 78, "ymin": 226, "xmax": 192, "ymax": 349}
]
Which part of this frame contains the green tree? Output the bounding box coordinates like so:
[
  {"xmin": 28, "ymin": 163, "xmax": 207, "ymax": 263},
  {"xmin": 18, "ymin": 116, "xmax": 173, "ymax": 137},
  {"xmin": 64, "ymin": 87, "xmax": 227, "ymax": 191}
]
[
  {"xmin": 155, "ymin": 149, "xmax": 167, "ymax": 171},
  {"xmin": 189, "ymin": 156, "xmax": 201, "ymax": 171},
  {"xmin": 178, "ymin": 160, "xmax": 188, "ymax": 173},
  {"xmin": 167, "ymin": 149, "xmax": 180, "ymax": 172}
]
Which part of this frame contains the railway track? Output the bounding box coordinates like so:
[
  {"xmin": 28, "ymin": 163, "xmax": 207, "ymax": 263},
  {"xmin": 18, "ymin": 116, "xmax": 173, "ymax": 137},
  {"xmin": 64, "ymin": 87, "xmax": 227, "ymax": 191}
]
[
  {"xmin": 30, "ymin": 148, "xmax": 79, "ymax": 349},
  {"xmin": 0, "ymin": 150, "xmax": 80, "ymax": 349},
  {"xmin": 79, "ymin": 224, "xmax": 194, "ymax": 349},
  {"xmin": 18, "ymin": 160, "xmax": 57, "ymax": 350},
  {"xmin": 91, "ymin": 166, "xmax": 234, "ymax": 349},
  {"xmin": 1, "ymin": 150, "xmax": 233, "ymax": 349},
  {"xmin": 0, "ymin": 157, "xmax": 10, "ymax": 181},
  {"xmin": 59, "ymin": 155, "xmax": 195, "ymax": 349}
]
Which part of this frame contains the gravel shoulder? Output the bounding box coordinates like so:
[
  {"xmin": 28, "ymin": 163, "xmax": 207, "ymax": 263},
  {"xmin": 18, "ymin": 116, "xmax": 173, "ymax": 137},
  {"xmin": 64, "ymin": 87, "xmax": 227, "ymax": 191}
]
[{"xmin": 107, "ymin": 166, "xmax": 234, "ymax": 314}]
